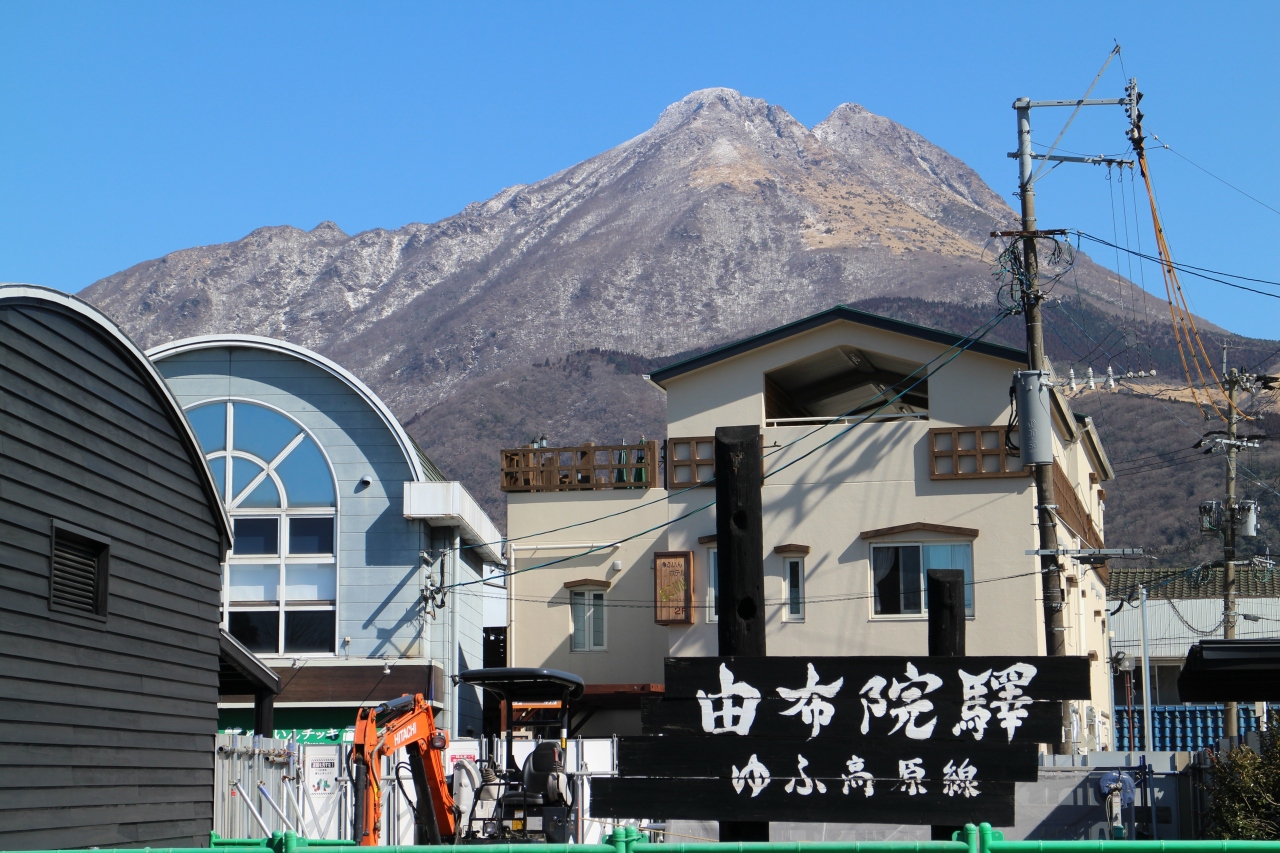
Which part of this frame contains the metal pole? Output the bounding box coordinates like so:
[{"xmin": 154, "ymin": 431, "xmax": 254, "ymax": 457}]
[
  {"xmin": 1140, "ymin": 585, "xmax": 1154, "ymax": 752},
  {"xmin": 1016, "ymin": 97, "xmax": 1069, "ymax": 754},
  {"xmin": 232, "ymin": 780, "xmax": 273, "ymax": 838},
  {"xmin": 1224, "ymin": 370, "xmax": 1240, "ymax": 739}
]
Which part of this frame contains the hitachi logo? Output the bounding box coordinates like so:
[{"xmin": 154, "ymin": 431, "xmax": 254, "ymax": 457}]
[{"xmin": 392, "ymin": 722, "xmax": 418, "ymax": 748}]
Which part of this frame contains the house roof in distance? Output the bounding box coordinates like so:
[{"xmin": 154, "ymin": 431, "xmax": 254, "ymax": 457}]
[
  {"xmin": 1107, "ymin": 564, "xmax": 1280, "ymax": 601},
  {"xmin": 648, "ymin": 304, "xmax": 1027, "ymax": 387}
]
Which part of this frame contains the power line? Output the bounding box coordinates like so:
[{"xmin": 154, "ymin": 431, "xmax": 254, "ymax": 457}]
[
  {"xmin": 1150, "ymin": 134, "xmax": 1280, "ymax": 218},
  {"xmin": 1076, "ymin": 232, "xmax": 1280, "ymax": 298}
]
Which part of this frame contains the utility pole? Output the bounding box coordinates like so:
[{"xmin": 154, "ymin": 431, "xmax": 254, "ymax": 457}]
[
  {"xmin": 1008, "ymin": 50, "xmax": 1135, "ymax": 754},
  {"xmin": 1223, "ymin": 368, "xmax": 1240, "ymax": 739},
  {"xmin": 1014, "ymin": 100, "xmax": 1067, "ymax": 663}
]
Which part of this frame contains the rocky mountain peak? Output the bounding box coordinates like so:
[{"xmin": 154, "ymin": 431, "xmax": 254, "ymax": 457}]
[
  {"xmin": 82, "ymin": 88, "xmax": 1145, "ymax": 525},
  {"xmin": 814, "ymin": 103, "xmax": 1014, "ymax": 240}
]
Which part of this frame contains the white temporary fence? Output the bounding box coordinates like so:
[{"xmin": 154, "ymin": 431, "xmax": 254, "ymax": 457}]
[{"xmin": 216, "ymin": 734, "xmax": 622, "ymax": 842}]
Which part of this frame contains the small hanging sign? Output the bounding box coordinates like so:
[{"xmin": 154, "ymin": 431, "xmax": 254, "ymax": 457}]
[{"xmin": 654, "ymin": 551, "xmax": 693, "ymax": 625}]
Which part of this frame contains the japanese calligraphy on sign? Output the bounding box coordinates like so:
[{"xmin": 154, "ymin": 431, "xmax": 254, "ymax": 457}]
[{"xmin": 594, "ymin": 655, "xmax": 1088, "ymax": 826}]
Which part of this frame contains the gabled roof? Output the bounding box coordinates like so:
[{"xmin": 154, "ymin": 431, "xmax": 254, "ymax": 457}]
[{"xmin": 647, "ymin": 304, "xmax": 1027, "ymax": 387}]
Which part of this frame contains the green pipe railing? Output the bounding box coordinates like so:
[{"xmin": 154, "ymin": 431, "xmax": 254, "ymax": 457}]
[{"xmin": 17, "ymin": 823, "xmax": 1280, "ymax": 853}]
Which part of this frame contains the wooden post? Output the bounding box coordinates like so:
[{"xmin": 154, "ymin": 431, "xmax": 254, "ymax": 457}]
[
  {"xmin": 929, "ymin": 569, "xmax": 965, "ymax": 841},
  {"xmin": 715, "ymin": 425, "xmax": 768, "ymax": 841},
  {"xmin": 254, "ymin": 689, "xmax": 274, "ymax": 737},
  {"xmin": 927, "ymin": 569, "xmax": 966, "ymax": 656}
]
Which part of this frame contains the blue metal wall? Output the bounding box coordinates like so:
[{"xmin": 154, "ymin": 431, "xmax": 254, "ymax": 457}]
[{"xmin": 1114, "ymin": 704, "xmax": 1279, "ymax": 751}]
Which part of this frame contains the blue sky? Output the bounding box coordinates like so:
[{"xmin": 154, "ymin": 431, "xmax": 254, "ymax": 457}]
[{"xmin": 2, "ymin": 2, "xmax": 1277, "ymax": 339}]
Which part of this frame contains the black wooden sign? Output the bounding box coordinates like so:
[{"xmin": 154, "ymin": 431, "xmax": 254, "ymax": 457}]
[
  {"xmin": 591, "ymin": 778, "xmax": 1016, "ymax": 826},
  {"xmin": 648, "ymin": 656, "xmax": 1090, "ymax": 745},
  {"xmin": 617, "ymin": 735, "xmax": 1040, "ymax": 782},
  {"xmin": 595, "ymin": 655, "xmax": 1089, "ymax": 825}
]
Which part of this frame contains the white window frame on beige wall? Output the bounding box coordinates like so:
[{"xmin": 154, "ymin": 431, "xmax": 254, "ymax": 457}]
[
  {"xmin": 783, "ymin": 556, "xmax": 805, "ymax": 622},
  {"xmin": 570, "ymin": 586, "xmax": 607, "ymax": 652},
  {"xmin": 869, "ymin": 541, "xmax": 974, "ymax": 620}
]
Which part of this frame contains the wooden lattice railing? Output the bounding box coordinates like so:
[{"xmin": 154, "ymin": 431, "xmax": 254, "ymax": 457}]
[{"xmin": 501, "ymin": 441, "xmax": 658, "ymax": 492}]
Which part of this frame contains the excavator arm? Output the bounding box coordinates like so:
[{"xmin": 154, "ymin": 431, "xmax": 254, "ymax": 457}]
[{"xmin": 351, "ymin": 693, "xmax": 457, "ymax": 845}]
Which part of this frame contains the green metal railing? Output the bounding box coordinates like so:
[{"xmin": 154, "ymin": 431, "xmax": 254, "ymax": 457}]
[{"xmin": 14, "ymin": 824, "xmax": 1280, "ymax": 853}]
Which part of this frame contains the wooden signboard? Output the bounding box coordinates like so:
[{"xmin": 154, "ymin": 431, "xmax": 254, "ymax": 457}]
[
  {"xmin": 653, "ymin": 551, "xmax": 693, "ymax": 625},
  {"xmin": 592, "ymin": 655, "xmax": 1091, "ymax": 825}
]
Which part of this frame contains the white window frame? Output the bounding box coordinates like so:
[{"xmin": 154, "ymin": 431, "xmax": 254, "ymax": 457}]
[
  {"xmin": 706, "ymin": 547, "xmax": 719, "ymax": 623},
  {"xmin": 869, "ymin": 541, "xmax": 974, "ymax": 620},
  {"xmin": 570, "ymin": 587, "xmax": 607, "ymax": 652},
  {"xmin": 783, "ymin": 556, "xmax": 805, "ymax": 622},
  {"xmin": 192, "ymin": 398, "xmax": 341, "ymax": 657}
]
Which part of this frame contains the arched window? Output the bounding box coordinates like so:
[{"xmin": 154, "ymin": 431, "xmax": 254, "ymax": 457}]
[{"xmin": 187, "ymin": 401, "xmax": 338, "ymax": 655}]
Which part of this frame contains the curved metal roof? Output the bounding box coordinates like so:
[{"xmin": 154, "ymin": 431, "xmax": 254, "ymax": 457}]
[
  {"xmin": 147, "ymin": 334, "xmax": 437, "ymax": 483},
  {"xmin": 0, "ymin": 284, "xmax": 234, "ymax": 551}
]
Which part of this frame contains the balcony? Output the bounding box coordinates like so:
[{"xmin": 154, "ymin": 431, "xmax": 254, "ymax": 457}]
[{"xmin": 501, "ymin": 441, "xmax": 658, "ymax": 493}]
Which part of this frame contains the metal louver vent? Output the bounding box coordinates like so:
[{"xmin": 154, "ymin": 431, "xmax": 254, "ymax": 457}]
[{"xmin": 49, "ymin": 524, "xmax": 109, "ymax": 618}]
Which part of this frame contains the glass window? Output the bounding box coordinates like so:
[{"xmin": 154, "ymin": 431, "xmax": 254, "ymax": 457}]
[
  {"xmin": 190, "ymin": 400, "xmax": 339, "ymax": 656},
  {"xmin": 707, "ymin": 548, "xmax": 719, "ymax": 623},
  {"xmin": 284, "ymin": 564, "xmax": 337, "ymax": 603},
  {"xmin": 570, "ymin": 589, "xmax": 605, "ymax": 651},
  {"xmin": 240, "ymin": 475, "xmax": 281, "ymax": 509},
  {"xmin": 275, "ymin": 436, "xmax": 337, "ymax": 507},
  {"xmin": 872, "ymin": 543, "xmax": 973, "ymax": 617},
  {"xmin": 188, "ymin": 403, "xmax": 227, "ymax": 452},
  {"xmin": 232, "ymin": 457, "xmax": 267, "ymax": 503},
  {"xmin": 233, "ymin": 518, "xmax": 279, "ymax": 556},
  {"xmin": 872, "ymin": 545, "xmax": 922, "ymax": 615},
  {"xmin": 232, "ymin": 402, "xmax": 301, "ymax": 463},
  {"xmin": 229, "ymin": 610, "xmax": 279, "ymax": 654},
  {"xmin": 229, "ymin": 564, "xmax": 279, "ymax": 603},
  {"xmin": 208, "ymin": 455, "xmax": 228, "ymax": 502},
  {"xmin": 785, "ymin": 558, "xmax": 805, "ymax": 621},
  {"xmin": 285, "ymin": 610, "xmax": 336, "ymax": 654},
  {"xmin": 289, "ymin": 517, "xmax": 335, "ymax": 555},
  {"xmin": 923, "ymin": 543, "xmax": 975, "ymax": 617}
]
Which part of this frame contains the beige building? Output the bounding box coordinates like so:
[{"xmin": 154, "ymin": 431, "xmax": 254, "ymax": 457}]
[{"xmin": 503, "ymin": 305, "xmax": 1115, "ymax": 748}]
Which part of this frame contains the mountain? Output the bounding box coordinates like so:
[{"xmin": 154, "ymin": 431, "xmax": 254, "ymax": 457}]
[{"xmin": 82, "ymin": 88, "xmax": 1279, "ymax": 533}]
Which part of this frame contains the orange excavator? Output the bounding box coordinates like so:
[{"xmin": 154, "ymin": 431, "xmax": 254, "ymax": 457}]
[
  {"xmin": 351, "ymin": 668, "xmax": 585, "ymax": 846},
  {"xmin": 351, "ymin": 693, "xmax": 455, "ymax": 845}
]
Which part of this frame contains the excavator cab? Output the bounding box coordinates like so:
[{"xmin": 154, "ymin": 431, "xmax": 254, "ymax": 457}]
[{"xmin": 454, "ymin": 667, "xmax": 585, "ymax": 843}]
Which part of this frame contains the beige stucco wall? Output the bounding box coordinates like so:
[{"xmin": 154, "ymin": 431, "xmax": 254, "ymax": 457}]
[
  {"xmin": 506, "ymin": 489, "xmax": 671, "ymax": 689},
  {"xmin": 505, "ymin": 317, "xmax": 1115, "ymax": 748}
]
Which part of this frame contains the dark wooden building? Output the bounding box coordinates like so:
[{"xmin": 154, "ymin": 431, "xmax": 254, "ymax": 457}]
[{"xmin": 0, "ymin": 286, "xmax": 232, "ymax": 848}]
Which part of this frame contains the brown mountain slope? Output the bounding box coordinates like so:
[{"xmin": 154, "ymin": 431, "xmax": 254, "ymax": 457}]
[{"xmin": 81, "ymin": 88, "xmax": 1276, "ymax": 531}]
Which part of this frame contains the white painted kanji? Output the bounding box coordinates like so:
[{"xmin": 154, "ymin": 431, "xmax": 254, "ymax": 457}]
[
  {"xmin": 777, "ymin": 662, "xmax": 844, "ymax": 738},
  {"xmin": 952, "ymin": 668, "xmax": 994, "ymax": 740},
  {"xmin": 697, "ymin": 663, "xmax": 762, "ymax": 735},
  {"xmin": 840, "ymin": 754, "xmax": 875, "ymax": 797},
  {"xmin": 897, "ymin": 757, "xmax": 927, "ymax": 796},
  {"xmin": 942, "ymin": 759, "xmax": 980, "ymax": 798}
]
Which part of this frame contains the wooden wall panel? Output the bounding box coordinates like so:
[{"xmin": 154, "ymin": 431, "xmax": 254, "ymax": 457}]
[{"xmin": 0, "ymin": 303, "xmax": 225, "ymax": 847}]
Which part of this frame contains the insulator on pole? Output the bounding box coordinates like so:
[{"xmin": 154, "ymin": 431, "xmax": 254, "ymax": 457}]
[
  {"xmin": 1086, "ymin": 367, "xmax": 1096, "ymax": 390},
  {"xmin": 1068, "ymin": 368, "xmax": 1077, "ymax": 392}
]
